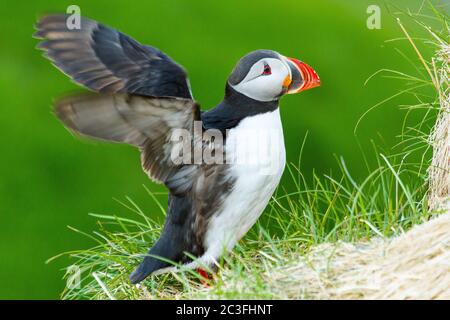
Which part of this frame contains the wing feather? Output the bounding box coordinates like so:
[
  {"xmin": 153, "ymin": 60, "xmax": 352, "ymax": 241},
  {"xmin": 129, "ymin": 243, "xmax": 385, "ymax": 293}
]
[
  {"xmin": 35, "ymin": 15, "xmax": 192, "ymax": 98},
  {"xmin": 55, "ymin": 94, "xmax": 200, "ymax": 190}
]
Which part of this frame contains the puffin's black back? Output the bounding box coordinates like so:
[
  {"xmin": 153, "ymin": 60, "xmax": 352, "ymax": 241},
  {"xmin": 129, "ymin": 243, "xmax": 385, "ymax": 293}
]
[{"xmin": 130, "ymin": 195, "xmax": 200, "ymax": 283}]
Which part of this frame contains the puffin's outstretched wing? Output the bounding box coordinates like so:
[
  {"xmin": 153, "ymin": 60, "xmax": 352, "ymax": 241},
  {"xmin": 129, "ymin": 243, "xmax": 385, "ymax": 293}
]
[
  {"xmin": 34, "ymin": 15, "xmax": 192, "ymax": 99},
  {"xmin": 56, "ymin": 94, "xmax": 200, "ymax": 193}
]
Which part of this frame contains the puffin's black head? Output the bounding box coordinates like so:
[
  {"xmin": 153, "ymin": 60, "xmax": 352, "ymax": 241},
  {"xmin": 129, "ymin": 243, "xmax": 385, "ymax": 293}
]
[{"xmin": 227, "ymin": 49, "xmax": 320, "ymax": 102}]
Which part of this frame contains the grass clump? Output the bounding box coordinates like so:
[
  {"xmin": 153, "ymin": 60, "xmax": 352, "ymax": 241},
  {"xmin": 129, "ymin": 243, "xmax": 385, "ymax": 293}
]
[{"xmin": 50, "ymin": 148, "xmax": 433, "ymax": 299}]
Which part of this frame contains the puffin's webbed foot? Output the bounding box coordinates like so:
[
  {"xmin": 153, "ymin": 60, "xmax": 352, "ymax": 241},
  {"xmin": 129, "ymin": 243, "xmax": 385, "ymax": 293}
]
[{"xmin": 196, "ymin": 268, "xmax": 214, "ymax": 287}]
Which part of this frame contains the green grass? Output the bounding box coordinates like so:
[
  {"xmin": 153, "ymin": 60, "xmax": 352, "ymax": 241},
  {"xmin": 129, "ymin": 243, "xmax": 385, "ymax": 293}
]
[
  {"xmin": 48, "ymin": 5, "xmax": 448, "ymax": 300},
  {"xmin": 49, "ymin": 136, "xmax": 438, "ymax": 299},
  {"xmin": 50, "ymin": 148, "xmax": 433, "ymax": 299}
]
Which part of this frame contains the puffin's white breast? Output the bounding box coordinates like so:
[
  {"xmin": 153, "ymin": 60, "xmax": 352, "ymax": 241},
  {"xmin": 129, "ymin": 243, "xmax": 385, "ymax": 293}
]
[{"xmin": 202, "ymin": 108, "xmax": 286, "ymax": 262}]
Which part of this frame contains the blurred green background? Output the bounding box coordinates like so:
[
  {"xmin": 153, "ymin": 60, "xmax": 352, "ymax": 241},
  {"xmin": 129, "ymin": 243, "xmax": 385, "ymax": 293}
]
[{"xmin": 0, "ymin": 0, "xmax": 442, "ymax": 299}]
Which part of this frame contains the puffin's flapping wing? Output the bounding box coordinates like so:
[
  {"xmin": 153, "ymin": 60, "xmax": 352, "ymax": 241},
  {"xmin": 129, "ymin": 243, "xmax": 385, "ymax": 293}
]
[
  {"xmin": 34, "ymin": 15, "xmax": 192, "ymax": 99},
  {"xmin": 56, "ymin": 94, "xmax": 200, "ymax": 192}
]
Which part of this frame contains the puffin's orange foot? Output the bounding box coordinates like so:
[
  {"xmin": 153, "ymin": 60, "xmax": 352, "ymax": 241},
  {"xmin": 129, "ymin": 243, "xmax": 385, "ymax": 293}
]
[{"xmin": 196, "ymin": 268, "xmax": 213, "ymax": 287}]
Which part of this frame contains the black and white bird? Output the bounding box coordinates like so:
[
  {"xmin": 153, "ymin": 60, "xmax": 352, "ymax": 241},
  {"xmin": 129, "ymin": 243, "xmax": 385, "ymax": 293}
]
[{"xmin": 35, "ymin": 15, "xmax": 320, "ymax": 284}]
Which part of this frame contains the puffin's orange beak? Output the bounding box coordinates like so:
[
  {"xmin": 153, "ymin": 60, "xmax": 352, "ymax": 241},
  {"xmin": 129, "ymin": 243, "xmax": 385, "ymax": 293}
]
[{"xmin": 284, "ymin": 57, "xmax": 320, "ymax": 93}]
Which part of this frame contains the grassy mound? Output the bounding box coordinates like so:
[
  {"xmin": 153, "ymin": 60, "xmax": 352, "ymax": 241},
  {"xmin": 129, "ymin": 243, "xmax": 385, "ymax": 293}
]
[{"xmin": 252, "ymin": 212, "xmax": 449, "ymax": 300}]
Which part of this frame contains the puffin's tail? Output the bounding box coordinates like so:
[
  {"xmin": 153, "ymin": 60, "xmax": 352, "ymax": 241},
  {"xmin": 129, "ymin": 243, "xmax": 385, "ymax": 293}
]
[
  {"xmin": 129, "ymin": 240, "xmax": 172, "ymax": 284},
  {"xmin": 130, "ymin": 194, "xmax": 193, "ymax": 284}
]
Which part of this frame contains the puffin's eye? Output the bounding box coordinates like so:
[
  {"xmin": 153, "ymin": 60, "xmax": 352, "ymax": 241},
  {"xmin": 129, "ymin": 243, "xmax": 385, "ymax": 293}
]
[{"xmin": 262, "ymin": 64, "xmax": 271, "ymax": 75}]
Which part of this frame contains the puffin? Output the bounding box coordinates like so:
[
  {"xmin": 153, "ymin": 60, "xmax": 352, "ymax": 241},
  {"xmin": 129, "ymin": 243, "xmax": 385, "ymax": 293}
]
[{"xmin": 34, "ymin": 14, "xmax": 320, "ymax": 284}]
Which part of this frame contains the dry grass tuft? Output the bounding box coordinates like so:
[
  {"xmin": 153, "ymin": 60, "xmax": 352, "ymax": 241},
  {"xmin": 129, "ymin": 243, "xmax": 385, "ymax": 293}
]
[
  {"xmin": 428, "ymin": 40, "xmax": 450, "ymax": 211},
  {"xmin": 264, "ymin": 213, "xmax": 449, "ymax": 299}
]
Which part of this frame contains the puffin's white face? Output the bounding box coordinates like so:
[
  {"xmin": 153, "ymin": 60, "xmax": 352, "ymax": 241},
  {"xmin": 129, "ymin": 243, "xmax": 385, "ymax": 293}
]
[
  {"xmin": 228, "ymin": 50, "xmax": 320, "ymax": 103},
  {"xmin": 230, "ymin": 57, "xmax": 291, "ymax": 102}
]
